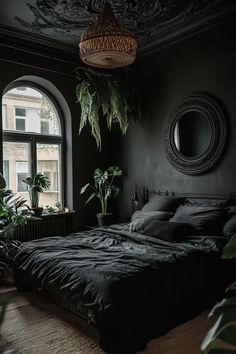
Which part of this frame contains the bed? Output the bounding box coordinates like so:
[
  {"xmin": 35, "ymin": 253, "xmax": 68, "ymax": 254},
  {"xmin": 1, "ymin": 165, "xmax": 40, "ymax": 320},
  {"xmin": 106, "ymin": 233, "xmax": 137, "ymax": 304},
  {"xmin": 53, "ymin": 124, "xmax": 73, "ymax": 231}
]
[
  {"xmin": 15, "ymin": 190, "xmax": 236, "ymax": 353},
  {"xmin": 14, "ymin": 222, "xmax": 226, "ymax": 353}
]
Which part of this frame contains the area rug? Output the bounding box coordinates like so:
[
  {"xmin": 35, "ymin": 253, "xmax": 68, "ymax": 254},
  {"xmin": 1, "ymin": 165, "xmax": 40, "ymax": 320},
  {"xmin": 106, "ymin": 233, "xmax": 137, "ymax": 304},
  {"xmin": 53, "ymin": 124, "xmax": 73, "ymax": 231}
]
[{"xmin": 0, "ymin": 290, "xmax": 104, "ymax": 354}]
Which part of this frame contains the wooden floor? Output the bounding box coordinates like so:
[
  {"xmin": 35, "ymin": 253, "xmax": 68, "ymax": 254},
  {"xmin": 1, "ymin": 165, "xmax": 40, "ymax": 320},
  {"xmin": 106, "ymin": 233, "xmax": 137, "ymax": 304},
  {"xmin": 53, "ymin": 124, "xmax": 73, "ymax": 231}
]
[
  {"xmin": 1, "ymin": 286, "xmax": 211, "ymax": 354},
  {"xmin": 139, "ymin": 312, "xmax": 210, "ymax": 354}
]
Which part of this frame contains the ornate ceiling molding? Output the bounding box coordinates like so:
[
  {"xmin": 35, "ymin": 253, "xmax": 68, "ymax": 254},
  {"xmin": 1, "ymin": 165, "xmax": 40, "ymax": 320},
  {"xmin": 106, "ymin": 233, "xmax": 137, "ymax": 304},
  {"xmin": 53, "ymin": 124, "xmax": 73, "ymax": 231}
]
[{"xmin": 0, "ymin": 0, "xmax": 235, "ymax": 56}]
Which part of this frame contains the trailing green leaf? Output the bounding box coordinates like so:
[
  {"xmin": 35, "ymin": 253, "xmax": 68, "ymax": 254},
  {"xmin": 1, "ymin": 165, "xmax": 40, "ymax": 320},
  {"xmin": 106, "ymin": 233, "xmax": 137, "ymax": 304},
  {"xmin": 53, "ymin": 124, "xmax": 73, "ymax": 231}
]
[
  {"xmin": 222, "ymin": 234, "xmax": 236, "ymax": 260},
  {"xmin": 75, "ymin": 66, "xmax": 140, "ymax": 150}
]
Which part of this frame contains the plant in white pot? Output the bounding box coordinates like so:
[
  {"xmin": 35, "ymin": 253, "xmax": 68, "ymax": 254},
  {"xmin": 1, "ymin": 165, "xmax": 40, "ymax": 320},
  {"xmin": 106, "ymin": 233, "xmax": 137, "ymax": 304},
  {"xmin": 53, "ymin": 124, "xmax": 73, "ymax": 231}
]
[
  {"xmin": 80, "ymin": 166, "xmax": 122, "ymax": 226},
  {"xmin": 22, "ymin": 173, "xmax": 50, "ymax": 216}
]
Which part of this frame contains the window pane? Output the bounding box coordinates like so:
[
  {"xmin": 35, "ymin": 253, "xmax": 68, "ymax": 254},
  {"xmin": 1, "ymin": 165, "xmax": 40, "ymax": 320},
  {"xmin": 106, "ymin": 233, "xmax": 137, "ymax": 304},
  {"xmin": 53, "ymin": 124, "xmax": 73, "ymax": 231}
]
[
  {"xmin": 2, "ymin": 142, "xmax": 30, "ymax": 204},
  {"xmin": 37, "ymin": 143, "xmax": 61, "ymax": 208},
  {"xmin": 15, "ymin": 118, "xmax": 26, "ymax": 131},
  {"xmin": 16, "ymin": 162, "xmax": 29, "ymax": 192},
  {"xmin": 2, "ymin": 86, "xmax": 61, "ymax": 135},
  {"xmin": 15, "ymin": 108, "xmax": 26, "ymax": 117}
]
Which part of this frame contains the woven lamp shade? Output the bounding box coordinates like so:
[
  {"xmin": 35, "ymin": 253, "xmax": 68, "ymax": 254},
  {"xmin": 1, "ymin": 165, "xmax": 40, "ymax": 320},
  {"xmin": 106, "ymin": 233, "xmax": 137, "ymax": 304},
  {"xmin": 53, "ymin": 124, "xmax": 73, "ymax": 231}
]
[{"xmin": 79, "ymin": 3, "xmax": 138, "ymax": 69}]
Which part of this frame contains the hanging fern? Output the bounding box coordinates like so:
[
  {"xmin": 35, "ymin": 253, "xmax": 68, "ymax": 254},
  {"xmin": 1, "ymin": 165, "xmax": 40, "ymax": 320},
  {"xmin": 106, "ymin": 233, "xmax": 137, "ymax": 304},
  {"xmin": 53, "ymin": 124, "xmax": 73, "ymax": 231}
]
[{"xmin": 75, "ymin": 66, "xmax": 140, "ymax": 150}]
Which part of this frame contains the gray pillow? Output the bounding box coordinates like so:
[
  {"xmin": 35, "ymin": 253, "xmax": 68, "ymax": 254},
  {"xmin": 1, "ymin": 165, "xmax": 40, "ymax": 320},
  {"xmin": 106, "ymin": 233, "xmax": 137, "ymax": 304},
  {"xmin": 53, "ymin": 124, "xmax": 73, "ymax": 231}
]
[
  {"xmin": 184, "ymin": 198, "xmax": 231, "ymax": 208},
  {"xmin": 185, "ymin": 198, "xmax": 231, "ymax": 207},
  {"xmin": 141, "ymin": 193, "xmax": 185, "ymax": 212},
  {"xmin": 223, "ymin": 214, "xmax": 236, "ymax": 237},
  {"xmin": 131, "ymin": 210, "xmax": 173, "ymax": 222},
  {"xmin": 129, "ymin": 216, "xmax": 196, "ymax": 242},
  {"xmin": 171, "ymin": 205, "xmax": 227, "ymax": 236}
]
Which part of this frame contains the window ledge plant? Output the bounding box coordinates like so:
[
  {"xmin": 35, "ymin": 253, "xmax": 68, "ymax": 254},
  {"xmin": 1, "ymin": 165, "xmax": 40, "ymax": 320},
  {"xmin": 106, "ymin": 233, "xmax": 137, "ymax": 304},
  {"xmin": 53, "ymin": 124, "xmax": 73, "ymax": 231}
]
[{"xmin": 22, "ymin": 173, "xmax": 50, "ymax": 216}]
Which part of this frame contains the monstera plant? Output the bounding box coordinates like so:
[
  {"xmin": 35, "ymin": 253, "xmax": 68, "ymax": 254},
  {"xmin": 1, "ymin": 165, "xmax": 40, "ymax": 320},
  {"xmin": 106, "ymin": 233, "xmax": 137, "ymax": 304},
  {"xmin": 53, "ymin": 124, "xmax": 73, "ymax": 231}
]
[
  {"xmin": 75, "ymin": 66, "xmax": 140, "ymax": 150},
  {"xmin": 201, "ymin": 234, "xmax": 236, "ymax": 353},
  {"xmin": 22, "ymin": 173, "xmax": 50, "ymax": 216},
  {"xmin": 80, "ymin": 166, "xmax": 122, "ymax": 226}
]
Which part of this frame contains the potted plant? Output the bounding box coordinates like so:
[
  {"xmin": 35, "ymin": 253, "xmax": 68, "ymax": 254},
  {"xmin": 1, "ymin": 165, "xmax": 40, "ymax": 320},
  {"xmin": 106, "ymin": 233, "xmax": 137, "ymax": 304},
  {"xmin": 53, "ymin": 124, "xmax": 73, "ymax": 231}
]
[
  {"xmin": 22, "ymin": 173, "xmax": 50, "ymax": 216},
  {"xmin": 75, "ymin": 66, "xmax": 140, "ymax": 150},
  {"xmin": 80, "ymin": 166, "xmax": 122, "ymax": 226},
  {"xmin": 0, "ymin": 173, "xmax": 32, "ymax": 286},
  {"xmin": 201, "ymin": 234, "xmax": 236, "ymax": 353}
]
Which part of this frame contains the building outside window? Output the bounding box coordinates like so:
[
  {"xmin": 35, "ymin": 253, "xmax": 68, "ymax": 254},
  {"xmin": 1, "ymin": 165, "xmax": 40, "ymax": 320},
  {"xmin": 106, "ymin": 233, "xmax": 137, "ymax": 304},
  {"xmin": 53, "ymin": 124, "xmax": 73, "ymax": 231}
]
[
  {"xmin": 16, "ymin": 161, "xmax": 29, "ymax": 192},
  {"xmin": 15, "ymin": 107, "xmax": 26, "ymax": 131},
  {"xmin": 1, "ymin": 85, "xmax": 63, "ymax": 208}
]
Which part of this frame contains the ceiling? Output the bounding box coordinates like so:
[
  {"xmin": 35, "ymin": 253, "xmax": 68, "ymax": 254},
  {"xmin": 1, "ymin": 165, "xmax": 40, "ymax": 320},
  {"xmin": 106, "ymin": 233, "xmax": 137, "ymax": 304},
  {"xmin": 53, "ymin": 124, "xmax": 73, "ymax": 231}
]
[{"xmin": 0, "ymin": 0, "xmax": 235, "ymax": 57}]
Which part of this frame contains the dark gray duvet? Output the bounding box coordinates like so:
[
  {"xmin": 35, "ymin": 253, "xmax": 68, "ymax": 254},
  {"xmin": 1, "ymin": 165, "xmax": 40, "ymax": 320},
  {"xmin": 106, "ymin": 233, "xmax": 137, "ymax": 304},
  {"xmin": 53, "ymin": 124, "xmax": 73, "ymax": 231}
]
[{"xmin": 14, "ymin": 225, "xmax": 223, "ymax": 353}]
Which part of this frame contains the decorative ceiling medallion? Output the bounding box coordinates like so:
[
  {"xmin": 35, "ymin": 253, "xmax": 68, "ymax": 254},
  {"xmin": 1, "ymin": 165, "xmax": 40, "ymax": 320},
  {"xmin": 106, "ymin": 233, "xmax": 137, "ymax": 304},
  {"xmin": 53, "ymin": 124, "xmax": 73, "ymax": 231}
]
[
  {"xmin": 9, "ymin": 0, "xmax": 236, "ymax": 54},
  {"xmin": 79, "ymin": 3, "xmax": 138, "ymax": 69}
]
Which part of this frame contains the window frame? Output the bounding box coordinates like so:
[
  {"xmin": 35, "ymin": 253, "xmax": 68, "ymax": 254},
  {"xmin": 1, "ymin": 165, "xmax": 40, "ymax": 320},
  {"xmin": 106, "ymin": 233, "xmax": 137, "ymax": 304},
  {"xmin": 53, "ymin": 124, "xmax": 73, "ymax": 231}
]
[{"xmin": 1, "ymin": 81, "xmax": 65, "ymax": 206}]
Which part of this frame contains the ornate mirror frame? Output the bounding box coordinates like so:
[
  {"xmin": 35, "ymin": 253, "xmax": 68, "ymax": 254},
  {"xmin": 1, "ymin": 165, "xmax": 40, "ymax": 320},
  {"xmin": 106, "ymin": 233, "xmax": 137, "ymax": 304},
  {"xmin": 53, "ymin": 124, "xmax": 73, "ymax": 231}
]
[{"xmin": 163, "ymin": 94, "xmax": 227, "ymax": 175}]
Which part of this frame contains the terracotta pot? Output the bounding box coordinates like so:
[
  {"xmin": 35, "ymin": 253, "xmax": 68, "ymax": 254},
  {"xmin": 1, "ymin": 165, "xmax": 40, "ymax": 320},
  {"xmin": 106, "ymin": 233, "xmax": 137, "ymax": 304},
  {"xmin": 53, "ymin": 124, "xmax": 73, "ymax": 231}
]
[
  {"xmin": 96, "ymin": 213, "xmax": 113, "ymax": 227},
  {"xmin": 31, "ymin": 207, "xmax": 43, "ymax": 217}
]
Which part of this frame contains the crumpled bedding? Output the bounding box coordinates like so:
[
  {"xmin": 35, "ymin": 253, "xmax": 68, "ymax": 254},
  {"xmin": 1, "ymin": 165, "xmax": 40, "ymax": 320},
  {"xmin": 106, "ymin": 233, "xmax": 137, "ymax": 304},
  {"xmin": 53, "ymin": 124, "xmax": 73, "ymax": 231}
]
[{"xmin": 14, "ymin": 225, "xmax": 222, "ymax": 353}]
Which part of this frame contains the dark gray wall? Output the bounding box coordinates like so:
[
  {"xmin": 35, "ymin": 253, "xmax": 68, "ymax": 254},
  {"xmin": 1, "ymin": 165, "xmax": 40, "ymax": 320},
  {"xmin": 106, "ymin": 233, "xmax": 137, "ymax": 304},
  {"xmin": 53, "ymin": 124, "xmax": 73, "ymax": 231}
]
[
  {"xmin": 2, "ymin": 16, "xmax": 236, "ymax": 225},
  {"xmin": 0, "ymin": 44, "xmax": 118, "ymax": 228},
  {"xmin": 118, "ymin": 17, "xmax": 236, "ymax": 219}
]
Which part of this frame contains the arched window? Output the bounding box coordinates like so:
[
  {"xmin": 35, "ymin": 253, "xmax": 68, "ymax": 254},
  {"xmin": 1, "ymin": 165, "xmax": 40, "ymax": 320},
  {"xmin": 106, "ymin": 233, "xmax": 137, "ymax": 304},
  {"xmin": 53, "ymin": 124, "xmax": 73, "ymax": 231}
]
[{"xmin": 2, "ymin": 83, "xmax": 64, "ymax": 209}]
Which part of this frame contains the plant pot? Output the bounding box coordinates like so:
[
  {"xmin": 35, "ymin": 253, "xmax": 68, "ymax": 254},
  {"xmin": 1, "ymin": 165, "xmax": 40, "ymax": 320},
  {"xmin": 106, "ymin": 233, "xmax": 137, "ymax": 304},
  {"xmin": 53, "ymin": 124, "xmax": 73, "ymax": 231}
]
[
  {"xmin": 96, "ymin": 213, "xmax": 114, "ymax": 227},
  {"xmin": 31, "ymin": 207, "xmax": 43, "ymax": 217}
]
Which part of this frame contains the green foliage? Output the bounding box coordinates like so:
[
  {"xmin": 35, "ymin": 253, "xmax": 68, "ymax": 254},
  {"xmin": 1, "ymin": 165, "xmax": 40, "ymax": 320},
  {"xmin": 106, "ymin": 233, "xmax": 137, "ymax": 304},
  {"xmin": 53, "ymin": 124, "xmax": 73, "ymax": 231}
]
[
  {"xmin": 222, "ymin": 235, "xmax": 236, "ymax": 260},
  {"xmin": 40, "ymin": 96, "xmax": 53, "ymax": 121},
  {"xmin": 201, "ymin": 234, "xmax": 236, "ymax": 353},
  {"xmin": 0, "ymin": 173, "xmax": 32, "ymax": 286},
  {"xmin": 0, "ymin": 239, "xmax": 22, "ymax": 268},
  {"xmin": 55, "ymin": 201, "xmax": 63, "ymax": 212},
  {"xmin": 80, "ymin": 166, "xmax": 122, "ymax": 214},
  {"xmin": 0, "ymin": 174, "xmax": 30, "ymax": 236},
  {"xmin": 22, "ymin": 173, "xmax": 51, "ymax": 208},
  {"xmin": 22, "ymin": 173, "xmax": 50, "ymax": 193},
  {"xmin": 75, "ymin": 66, "xmax": 140, "ymax": 150}
]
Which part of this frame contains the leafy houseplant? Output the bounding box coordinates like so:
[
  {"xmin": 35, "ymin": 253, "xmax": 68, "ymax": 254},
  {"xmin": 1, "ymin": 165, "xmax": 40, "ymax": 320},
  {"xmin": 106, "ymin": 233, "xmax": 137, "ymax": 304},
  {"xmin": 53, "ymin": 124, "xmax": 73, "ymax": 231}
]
[
  {"xmin": 22, "ymin": 173, "xmax": 50, "ymax": 216},
  {"xmin": 201, "ymin": 234, "xmax": 236, "ymax": 353},
  {"xmin": 0, "ymin": 173, "xmax": 30, "ymax": 286},
  {"xmin": 75, "ymin": 66, "xmax": 140, "ymax": 150},
  {"xmin": 80, "ymin": 166, "xmax": 122, "ymax": 226}
]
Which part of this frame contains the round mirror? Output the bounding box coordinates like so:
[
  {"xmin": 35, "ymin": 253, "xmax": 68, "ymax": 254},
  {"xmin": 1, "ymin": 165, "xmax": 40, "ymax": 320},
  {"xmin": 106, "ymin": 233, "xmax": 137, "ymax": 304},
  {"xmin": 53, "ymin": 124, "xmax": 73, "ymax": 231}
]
[
  {"xmin": 163, "ymin": 94, "xmax": 227, "ymax": 175},
  {"xmin": 174, "ymin": 111, "xmax": 211, "ymax": 157}
]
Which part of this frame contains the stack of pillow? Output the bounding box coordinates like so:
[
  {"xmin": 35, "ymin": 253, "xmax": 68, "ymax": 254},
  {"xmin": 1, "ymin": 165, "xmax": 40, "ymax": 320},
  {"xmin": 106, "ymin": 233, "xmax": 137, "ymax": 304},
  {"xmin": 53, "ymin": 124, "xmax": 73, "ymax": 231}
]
[{"xmin": 129, "ymin": 193, "xmax": 236, "ymax": 242}]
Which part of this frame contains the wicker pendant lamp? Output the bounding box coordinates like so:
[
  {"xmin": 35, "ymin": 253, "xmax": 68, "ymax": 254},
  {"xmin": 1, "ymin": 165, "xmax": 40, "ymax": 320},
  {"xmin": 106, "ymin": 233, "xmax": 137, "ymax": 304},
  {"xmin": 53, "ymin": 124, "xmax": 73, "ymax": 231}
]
[{"xmin": 79, "ymin": 3, "xmax": 138, "ymax": 69}]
